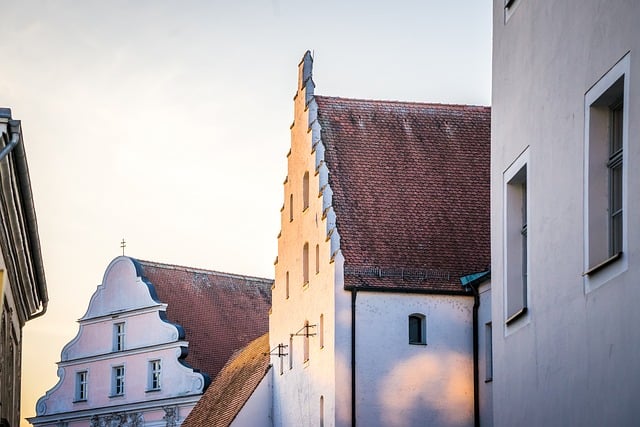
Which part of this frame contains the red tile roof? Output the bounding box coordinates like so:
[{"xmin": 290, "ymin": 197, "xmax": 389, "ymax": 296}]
[
  {"xmin": 136, "ymin": 260, "xmax": 272, "ymax": 383},
  {"xmin": 315, "ymin": 96, "xmax": 490, "ymax": 293},
  {"xmin": 181, "ymin": 333, "xmax": 270, "ymax": 427}
]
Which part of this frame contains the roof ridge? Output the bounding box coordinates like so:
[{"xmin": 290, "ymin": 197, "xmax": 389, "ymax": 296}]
[
  {"xmin": 314, "ymin": 95, "xmax": 490, "ymax": 110},
  {"xmin": 135, "ymin": 259, "xmax": 273, "ymax": 283}
]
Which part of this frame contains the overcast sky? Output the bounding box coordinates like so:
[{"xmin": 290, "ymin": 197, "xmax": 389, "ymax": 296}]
[{"xmin": 0, "ymin": 1, "xmax": 492, "ymax": 424}]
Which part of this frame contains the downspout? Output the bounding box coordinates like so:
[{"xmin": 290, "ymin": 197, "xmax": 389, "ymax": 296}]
[
  {"xmin": 469, "ymin": 283, "xmax": 480, "ymax": 427},
  {"xmin": 351, "ymin": 288, "xmax": 357, "ymax": 427}
]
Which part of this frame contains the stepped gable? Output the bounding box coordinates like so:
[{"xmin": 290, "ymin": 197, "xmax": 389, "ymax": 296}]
[
  {"xmin": 137, "ymin": 260, "xmax": 272, "ymax": 381},
  {"xmin": 182, "ymin": 333, "xmax": 270, "ymax": 427},
  {"xmin": 315, "ymin": 96, "xmax": 490, "ymax": 292}
]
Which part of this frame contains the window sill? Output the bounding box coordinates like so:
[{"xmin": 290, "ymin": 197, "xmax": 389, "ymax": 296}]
[
  {"xmin": 73, "ymin": 399, "xmax": 87, "ymax": 404},
  {"xmin": 409, "ymin": 342, "xmax": 427, "ymax": 346},
  {"xmin": 145, "ymin": 388, "xmax": 161, "ymax": 393},
  {"xmin": 485, "ymin": 378, "xmax": 493, "ymax": 383},
  {"xmin": 109, "ymin": 394, "xmax": 125, "ymax": 399},
  {"xmin": 302, "ymin": 282, "xmax": 309, "ymax": 290},
  {"xmin": 583, "ymin": 252, "xmax": 622, "ymax": 276},
  {"xmin": 506, "ymin": 307, "xmax": 527, "ymax": 325}
]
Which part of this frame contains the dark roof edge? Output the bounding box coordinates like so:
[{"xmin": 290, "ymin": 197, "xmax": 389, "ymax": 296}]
[
  {"xmin": 344, "ymin": 284, "xmax": 472, "ymax": 296},
  {"xmin": 136, "ymin": 259, "xmax": 273, "ymax": 283},
  {"xmin": 314, "ymin": 95, "xmax": 491, "ymax": 110}
]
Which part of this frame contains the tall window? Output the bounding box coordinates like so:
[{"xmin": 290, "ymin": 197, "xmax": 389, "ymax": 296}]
[
  {"xmin": 408, "ymin": 314, "xmax": 426, "ymax": 345},
  {"xmin": 303, "ymin": 243, "xmax": 309, "ymax": 284},
  {"xmin": 504, "ymin": 156, "xmax": 528, "ymax": 324},
  {"xmin": 320, "ymin": 395, "xmax": 325, "ymax": 427},
  {"xmin": 319, "ymin": 314, "xmax": 324, "ymax": 349},
  {"xmin": 485, "ymin": 323, "xmax": 493, "ymax": 382},
  {"xmin": 285, "ymin": 271, "xmax": 290, "ymax": 299},
  {"xmin": 289, "ymin": 336, "xmax": 294, "ymax": 370},
  {"xmin": 113, "ymin": 322, "xmax": 125, "ymax": 352},
  {"xmin": 584, "ymin": 53, "xmax": 629, "ymax": 284},
  {"xmin": 75, "ymin": 371, "xmax": 87, "ymax": 401},
  {"xmin": 289, "ymin": 194, "xmax": 294, "ymax": 222},
  {"xmin": 112, "ymin": 366, "xmax": 125, "ymax": 396},
  {"xmin": 303, "ymin": 171, "xmax": 310, "ymax": 210},
  {"xmin": 148, "ymin": 360, "xmax": 161, "ymax": 391},
  {"xmin": 315, "ymin": 244, "xmax": 320, "ymax": 274}
]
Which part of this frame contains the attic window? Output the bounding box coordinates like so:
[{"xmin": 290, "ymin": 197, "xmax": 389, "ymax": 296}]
[{"xmin": 303, "ymin": 172, "xmax": 310, "ymax": 211}]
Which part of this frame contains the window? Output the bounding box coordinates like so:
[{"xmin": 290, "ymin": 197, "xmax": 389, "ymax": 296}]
[
  {"xmin": 408, "ymin": 314, "xmax": 426, "ymax": 345},
  {"xmin": 289, "ymin": 194, "xmax": 294, "ymax": 222},
  {"xmin": 504, "ymin": 150, "xmax": 528, "ymax": 324},
  {"xmin": 303, "ymin": 171, "xmax": 310, "ymax": 210},
  {"xmin": 315, "ymin": 244, "xmax": 320, "ymax": 274},
  {"xmin": 113, "ymin": 322, "xmax": 125, "ymax": 352},
  {"xmin": 289, "ymin": 336, "xmax": 293, "ymax": 370},
  {"xmin": 285, "ymin": 271, "xmax": 290, "ymax": 299},
  {"xmin": 319, "ymin": 314, "xmax": 324, "ymax": 349},
  {"xmin": 303, "ymin": 320, "xmax": 310, "ymax": 362},
  {"xmin": 303, "ymin": 243, "xmax": 309, "ymax": 284},
  {"xmin": 112, "ymin": 366, "xmax": 125, "ymax": 396},
  {"xmin": 148, "ymin": 360, "xmax": 161, "ymax": 391},
  {"xmin": 485, "ymin": 323, "xmax": 493, "ymax": 382},
  {"xmin": 585, "ymin": 53, "xmax": 629, "ymax": 284},
  {"xmin": 75, "ymin": 371, "xmax": 87, "ymax": 401},
  {"xmin": 320, "ymin": 395, "xmax": 325, "ymax": 427}
]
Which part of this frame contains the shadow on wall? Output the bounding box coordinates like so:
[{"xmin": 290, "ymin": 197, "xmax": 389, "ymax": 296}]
[{"xmin": 377, "ymin": 351, "xmax": 473, "ymax": 427}]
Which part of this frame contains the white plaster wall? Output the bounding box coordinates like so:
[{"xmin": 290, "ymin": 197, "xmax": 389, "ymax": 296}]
[
  {"xmin": 492, "ymin": 1, "xmax": 640, "ymax": 425},
  {"xmin": 355, "ymin": 292, "xmax": 474, "ymax": 427},
  {"xmin": 270, "ymin": 56, "xmax": 341, "ymax": 427},
  {"xmin": 230, "ymin": 368, "xmax": 273, "ymax": 427},
  {"xmin": 477, "ymin": 282, "xmax": 492, "ymax": 427},
  {"xmin": 31, "ymin": 257, "xmax": 205, "ymax": 426}
]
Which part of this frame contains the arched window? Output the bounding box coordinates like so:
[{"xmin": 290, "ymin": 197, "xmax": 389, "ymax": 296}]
[
  {"xmin": 289, "ymin": 194, "xmax": 294, "ymax": 222},
  {"xmin": 408, "ymin": 313, "xmax": 426, "ymax": 345},
  {"xmin": 303, "ymin": 243, "xmax": 309, "ymax": 284},
  {"xmin": 319, "ymin": 314, "xmax": 324, "ymax": 349},
  {"xmin": 303, "ymin": 171, "xmax": 310, "ymax": 210},
  {"xmin": 315, "ymin": 244, "xmax": 320, "ymax": 274}
]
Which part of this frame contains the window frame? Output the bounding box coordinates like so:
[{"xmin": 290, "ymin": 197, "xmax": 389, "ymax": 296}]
[
  {"xmin": 113, "ymin": 322, "xmax": 125, "ymax": 352},
  {"xmin": 111, "ymin": 365, "xmax": 125, "ymax": 397},
  {"xmin": 503, "ymin": 148, "xmax": 529, "ymax": 327},
  {"xmin": 408, "ymin": 313, "xmax": 426, "ymax": 345},
  {"xmin": 583, "ymin": 53, "xmax": 630, "ymax": 292},
  {"xmin": 302, "ymin": 243, "xmax": 309, "ymax": 285},
  {"xmin": 75, "ymin": 370, "xmax": 88, "ymax": 402},
  {"xmin": 148, "ymin": 359, "xmax": 162, "ymax": 391}
]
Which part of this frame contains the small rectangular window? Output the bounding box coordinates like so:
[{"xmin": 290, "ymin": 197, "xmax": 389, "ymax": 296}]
[
  {"xmin": 319, "ymin": 314, "xmax": 324, "ymax": 349},
  {"xmin": 114, "ymin": 322, "xmax": 125, "ymax": 352},
  {"xmin": 112, "ymin": 366, "xmax": 125, "ymax": 396},
  {"xmin": 289, "ymin": 336, "xmax": 294, "ymax": 370},
  {"xmin": 408, "ymin": 314, "xmax": 426, "ymax": 345},
  {"xmin": 148, "ymin": 360, "xmax": 161, "ymax": 391},
  {"xmin": 303, "ymin": 243, "xmax": 309, "ymax": 285},
  {"xmin": 285, "ymin": 271, "xmax": 290, "ymax": 299},
  {"xmin": 303, "ymin": 172, "xmax": 310, "ymax": 210},
  {"xmin": 315, "ymin": 244, "xmax": 320, "ymax": 275},
  {"xmin": 303, "ymin": 321, "xmax": 310, "ymax": 362},
  {"xmin": 75, "ymin": 371, "xmax": 87, "ymax": 401}
]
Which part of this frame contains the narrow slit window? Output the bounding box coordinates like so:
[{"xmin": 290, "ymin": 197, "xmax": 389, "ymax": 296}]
[{"xmin": 408, "ymin": 314, "xmax": 426, "ymax": 345}]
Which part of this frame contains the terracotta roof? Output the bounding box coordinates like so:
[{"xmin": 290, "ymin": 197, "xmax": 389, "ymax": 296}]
[
  {"xmin": 315, "ymin": 96, "xmax": 490, "ymax": 293},
  {"xmin": 136, "ymin": 260, "xmax": 272, "ymax": 383},
  {"xmin": 181, "ymin": 333, "xmax": 271, "ymax": 427}
]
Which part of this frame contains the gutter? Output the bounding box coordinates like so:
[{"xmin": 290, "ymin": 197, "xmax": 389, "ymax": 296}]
[
  {"xmin": 351, "ymin": 288, "xmax": 357, "ymax": 427},
  {"xmin": 460, "ymin": 270, "xmax": 490, "ymax": 427},
  {"xmin": 0, "ymin": 110, "xmax": 48, "ymax": 319}
]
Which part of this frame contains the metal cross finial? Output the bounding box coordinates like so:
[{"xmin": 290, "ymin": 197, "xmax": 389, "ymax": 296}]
[{"xmin": 120, "ymin": 238, "xmax": 126, "ymax": 256}]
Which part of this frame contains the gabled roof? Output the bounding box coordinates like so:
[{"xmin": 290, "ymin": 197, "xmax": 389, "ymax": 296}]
[
  {"xmin": 181, "ymin": 333, "xmax": 270, "ymax": 427},
  {"xmin": 137, "ymin": 260, "xmax": 272, "ymax": 382},
  {"xmin": 315, "ymin": 96, "xmax": 490, "ymax": 293}
]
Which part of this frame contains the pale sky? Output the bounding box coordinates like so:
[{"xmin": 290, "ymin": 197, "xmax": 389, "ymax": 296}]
[{"xmin": 0, "ymin": 1, "xmax": 492, "ymax": 425}]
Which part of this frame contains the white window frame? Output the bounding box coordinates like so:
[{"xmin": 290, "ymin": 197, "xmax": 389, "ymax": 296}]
[
  {"xmin": 113, "ymin": 322, "xmax": 125, "ymax": 352},
  {"xmin": 75, "ymin": 371, "xmax": 88, "ymax": 402},
  {"xmin": 148, "ymin": 359, "xmax": 161, "ymax": 391},
  {"xmin": 111, "ymin": 365, "xmax": 125, "ymax": 396},
  {"xmin": 503, "ymin": 148, "xmax": 530, "ymax": 330},
  {"xmin": 583, "ymin": 53, "xmax": 630, "ymax": 293}
]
